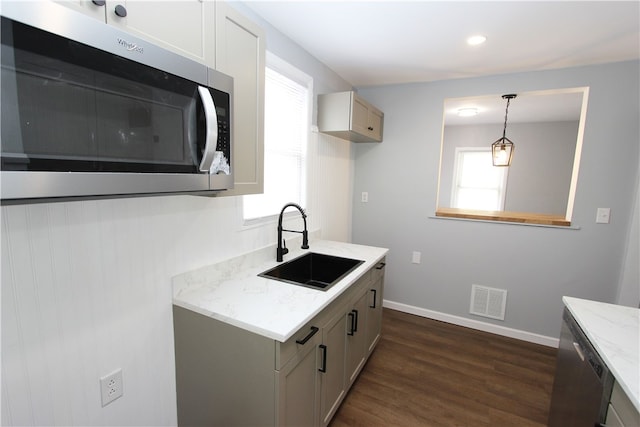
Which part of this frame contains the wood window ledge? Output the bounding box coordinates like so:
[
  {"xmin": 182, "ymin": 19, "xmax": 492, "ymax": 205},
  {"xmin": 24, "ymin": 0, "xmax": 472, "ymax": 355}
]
[{"xmin": 435, "ymin": 207, "xmax": 571, "ymax": 227}]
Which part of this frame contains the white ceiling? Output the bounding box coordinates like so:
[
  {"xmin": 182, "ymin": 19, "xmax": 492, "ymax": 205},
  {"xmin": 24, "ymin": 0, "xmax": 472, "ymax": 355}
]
[
  {"xmin": 243, "ymin": 0, "xmax": 640, "ymax": 88},
  {"xmin": 443, "ymin": 89, "xmax": 586, "ymax": 125}
]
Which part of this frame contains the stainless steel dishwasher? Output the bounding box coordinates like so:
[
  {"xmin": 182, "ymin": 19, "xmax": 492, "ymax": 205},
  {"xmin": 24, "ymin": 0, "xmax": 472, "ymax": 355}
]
[{"xmin": 548, "ymin": 308, "xmax": 614, "ymax": 427}]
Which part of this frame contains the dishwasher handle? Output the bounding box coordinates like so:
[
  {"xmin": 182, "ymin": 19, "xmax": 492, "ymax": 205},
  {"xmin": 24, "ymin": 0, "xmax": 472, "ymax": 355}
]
[{"xmin": 572, "ymin": 342, "xmax": 585, "ymax": 361}]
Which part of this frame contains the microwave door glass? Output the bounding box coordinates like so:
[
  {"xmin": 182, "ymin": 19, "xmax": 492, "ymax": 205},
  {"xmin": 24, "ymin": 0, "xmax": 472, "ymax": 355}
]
[{"xmin": 1, "ymin": 17, "xmax": 204, "ymax": 174}]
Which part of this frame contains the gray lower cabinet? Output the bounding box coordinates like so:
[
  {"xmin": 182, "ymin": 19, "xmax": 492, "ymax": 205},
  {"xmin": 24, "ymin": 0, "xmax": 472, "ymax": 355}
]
[
  {"xmin": 173, "ymin": 258, "xmax": 385, "ymax": 426},
  {"xmin": 365, "ymin": 261, "xmax": 385, "ymax": 355},
  {"xmin": 345, "ymin": 288, "xmax": 368, "ymax": 388},
  {"xmin": 277, "ymin": 326, "xmax": 321, "ymax": 426},
  {"xmin": 606, "ymin": 381, "xmax": 640, "ymax": 427},
  {"xmin": 318, "ymin": 308, "xmax": 348, "ymax": 426}
]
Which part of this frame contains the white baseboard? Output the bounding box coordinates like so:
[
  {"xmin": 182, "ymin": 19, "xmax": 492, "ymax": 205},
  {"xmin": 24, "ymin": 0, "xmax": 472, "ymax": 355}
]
[{"xmin": 382, "ymin": 299, "xmax": 559, "ymax": 348}]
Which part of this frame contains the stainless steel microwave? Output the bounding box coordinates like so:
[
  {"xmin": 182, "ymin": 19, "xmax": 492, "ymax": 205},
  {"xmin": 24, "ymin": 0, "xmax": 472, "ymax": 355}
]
[{"xmin": 1, "ymin": 2, "xmax": 233, "ymax": 202}]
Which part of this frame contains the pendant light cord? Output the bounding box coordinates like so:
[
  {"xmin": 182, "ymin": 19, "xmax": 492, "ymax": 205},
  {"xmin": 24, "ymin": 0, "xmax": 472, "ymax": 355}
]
[
  {"xmin": 502, "ymin": 97, "xmax": 511, "ymax": 140},
  {"xmin": 501, "ymin": 94, "xmax": 517, "ymax": 140}
]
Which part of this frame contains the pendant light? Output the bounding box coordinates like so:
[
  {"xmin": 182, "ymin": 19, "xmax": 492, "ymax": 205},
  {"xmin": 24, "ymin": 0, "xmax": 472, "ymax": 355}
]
[{"xmin": 492, "ymin": 94, "xmax": 517, "ymax": 166}]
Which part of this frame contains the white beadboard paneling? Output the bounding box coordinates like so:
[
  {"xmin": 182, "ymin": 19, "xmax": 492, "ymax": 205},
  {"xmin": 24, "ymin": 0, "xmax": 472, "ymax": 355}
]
[
  {"xmin": 2, "ymin": 206, "xmax": 36, "ymax": 426},
  {"xmin": 1, "ymin": 199, "xmax": 179, "ymax": 426},
  {"xmin": 27, "ymin": 204, "xmax": 72, "ymax": 425},
  {"xmin": 45, "ymin": 202, "xmax": 89, "ymax": 425},
  {"xmin": 63, "ymin": 201, "xmax": 104, "ymax": 425},
  {"xmin": 5, "ymin": 205, "xmax": 56, "ymax": 425},
  {"xmin": 317, "ymin": 132, "xmax": 353, "ymax": 242},
  {"xmin": 1, "ymin": 376, "xmax": 12, "ymax": 426}
]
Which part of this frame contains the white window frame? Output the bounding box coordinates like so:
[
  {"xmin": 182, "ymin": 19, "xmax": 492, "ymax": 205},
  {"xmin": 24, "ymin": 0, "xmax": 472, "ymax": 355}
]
[
  {"xmin": 450, "ymin": 147, "xmax": 508, "ymax": 211},
  {"xmin": 242, "ymin": 53, "xmax": 313, "ymax": 225}
]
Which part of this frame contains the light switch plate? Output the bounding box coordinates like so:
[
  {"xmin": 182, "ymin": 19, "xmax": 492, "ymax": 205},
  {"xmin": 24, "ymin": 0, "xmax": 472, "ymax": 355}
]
[{"xmin": 596, "ymin": 208, "xmax": 611, "ymax": 224}]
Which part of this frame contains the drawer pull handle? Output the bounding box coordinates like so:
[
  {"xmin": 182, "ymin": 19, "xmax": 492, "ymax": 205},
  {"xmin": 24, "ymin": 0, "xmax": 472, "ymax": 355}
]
[
  {"xmin": 347, "ymin": 312, "xmax": 355, "ymax": 336},
  {"xmin": 296, "ymin": 326, "xmax": 319, "ymax": 345},
  {"xmin": 375, "ymin": 262, "xmax": 386, "ymax": 270},
  {"xmin": 353, "ymin": 309, "xmax": 359, "ymax": 332},
  {"xmin": 319, "ymin": 344, "xmax": 327, "ymax": 373},
  {"xmin": 370, "ymin": 289, "xmax": 377, "ymax": 308}
]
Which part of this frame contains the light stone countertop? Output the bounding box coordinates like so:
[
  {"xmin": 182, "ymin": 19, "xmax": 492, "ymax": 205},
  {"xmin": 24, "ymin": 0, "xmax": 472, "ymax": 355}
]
[
  {"xmin": 172, "ymin": 240, "xmax": 388, "ymax": 343},
  {"xmin": 563, "ymin": 296, "xmax": 640, "ymax": 412}
]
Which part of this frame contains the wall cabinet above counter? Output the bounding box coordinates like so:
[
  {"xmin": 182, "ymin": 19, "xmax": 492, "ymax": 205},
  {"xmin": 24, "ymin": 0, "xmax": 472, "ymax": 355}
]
[
  {"xmin": 318, "ymin": 91, "xmax": 384, "ymax": 143},
  {"xmin": 53, "ymin": 0, "xmax": 216, "ymax": 68}
]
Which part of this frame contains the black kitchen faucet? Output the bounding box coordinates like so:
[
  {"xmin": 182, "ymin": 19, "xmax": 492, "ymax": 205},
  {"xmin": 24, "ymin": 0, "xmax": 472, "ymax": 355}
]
[{"xmin": 277, "ymin": 203, "xmax": 309, "ymax": 262}]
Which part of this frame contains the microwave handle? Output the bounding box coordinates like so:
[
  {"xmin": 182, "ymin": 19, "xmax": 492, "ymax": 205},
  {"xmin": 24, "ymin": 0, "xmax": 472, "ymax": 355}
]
[{"xmin": 197, "ymin": 86, "xmax": 219, "ymax": 172}]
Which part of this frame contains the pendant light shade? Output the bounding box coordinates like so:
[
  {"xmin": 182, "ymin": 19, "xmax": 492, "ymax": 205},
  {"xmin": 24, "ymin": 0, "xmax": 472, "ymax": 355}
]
[
  {"xmin": 492, "ymin": 94, "xmax": 517, "ymax": 167},
  {"xmin": 492, "ymin": 137, "xmax": 514, "ymax": 166}
]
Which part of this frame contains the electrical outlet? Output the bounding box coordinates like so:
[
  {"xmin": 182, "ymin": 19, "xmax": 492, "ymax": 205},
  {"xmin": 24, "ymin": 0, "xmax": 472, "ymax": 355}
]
[
  {"xmin": 100, "ymin": 369, "xmax": 123, "ymax": 407},
  {"xmin": 361, "ymin": 192, "xmax": 368, "ymax": 203}
]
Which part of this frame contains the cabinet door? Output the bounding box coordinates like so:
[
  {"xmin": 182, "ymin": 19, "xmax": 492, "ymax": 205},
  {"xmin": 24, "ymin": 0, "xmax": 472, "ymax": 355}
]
[
  {"xmin": 345, "ymin": 289, "xmax": 368, "ymax": 387},
  {"xmin": 351, "ymin": 95, "xmax": 370, "ymax": 136},
  {"xmin": 104, "ymin": 1, "xmax": 215, "ymax": 67},
  {"xmin": 277, "ymin": 330, "xmax": 320, "ymax": 427},
  {"xmin": 319, "ymin": 311, "xmax": 347, "ymax": 426},
  {"xmin": 216, "ymin": 1, "xmax": 265, "ymax": 196},
  {"xmin": 53, "ymin": 0, "xmax": 106, "ymax": 20},
  {"xmin": 365, "ymin": 274, "xmax": 384, "ymax": 355},
  {"xmin": 368, "ymin": 108, "xmax": 384, "ymax": 141}
]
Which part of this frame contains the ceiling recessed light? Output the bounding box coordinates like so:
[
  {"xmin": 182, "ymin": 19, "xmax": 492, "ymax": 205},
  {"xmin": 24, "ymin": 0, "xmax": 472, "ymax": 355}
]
[
  {"xmin": 457, "ymin": 108, "xmax": 479, "ymax": 117},
  {"xmin": 467, "ymin": 35, "xmax": 487, "ymax": 46}
]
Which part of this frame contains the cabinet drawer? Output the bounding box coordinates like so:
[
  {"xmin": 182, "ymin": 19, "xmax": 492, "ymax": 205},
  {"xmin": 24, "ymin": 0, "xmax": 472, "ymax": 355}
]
[
  {"xmin": 372, "ymin": 257, "xmax": 386, "ymax": 281},
  {"xmin": 277, "ymin": 319, "xmax": 323, "ymax": 370}
]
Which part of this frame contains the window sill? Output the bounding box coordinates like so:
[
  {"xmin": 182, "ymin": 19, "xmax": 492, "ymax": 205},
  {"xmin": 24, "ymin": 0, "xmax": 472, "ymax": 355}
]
[{"xmin": 435, "ymin": 207, "xmax": 571, "ymax": 227}]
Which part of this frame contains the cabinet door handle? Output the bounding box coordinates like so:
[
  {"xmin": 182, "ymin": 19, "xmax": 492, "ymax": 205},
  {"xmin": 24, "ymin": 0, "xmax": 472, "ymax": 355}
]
[
  {"xmin": 352, "ymin": 309, "xmax": 359, "ymax": 333},
  {"xmin": 375, "ymin": 262, "xmax": 386, "ymax": 270},
  {"xmin": 92, "ymin": 0, "xmax": 106, "ymax": 6},
  {"xmin": 318, "ymin": 344, "xmax": 327, "ymax": 373},
  {"xmin": 370, "ymin": 289, "xmax": 377, "ymax": 308},
  {"xmin": 347, "ymin": 312, "xmax": 355, "ymax": 336},
  {"xmin": 368, "ymin": 126, "xmax": 374, "ymax": 131},
  {"xmin": 295, "ymin": 326, "xmax": 319, "ymax": 345},
  {"xmin": 114, "ymin": 4, "xmax": 127, "ymax": 17}
]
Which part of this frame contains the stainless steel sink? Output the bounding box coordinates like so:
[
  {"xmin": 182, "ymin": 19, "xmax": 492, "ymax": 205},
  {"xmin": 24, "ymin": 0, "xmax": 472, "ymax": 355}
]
[{"xmin": 259, "ymin": 252, "xmax": 364, "ymax": 291}]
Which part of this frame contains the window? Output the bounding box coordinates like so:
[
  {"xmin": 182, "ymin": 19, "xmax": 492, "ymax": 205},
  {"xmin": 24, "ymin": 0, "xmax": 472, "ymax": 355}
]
[
  {"xmin": 243, "ymin": 55, "xmax": 311, "ymax": 221},
  {"xmin": 451, "ymin": 148, "xmax": 507, "ymax": 211}
]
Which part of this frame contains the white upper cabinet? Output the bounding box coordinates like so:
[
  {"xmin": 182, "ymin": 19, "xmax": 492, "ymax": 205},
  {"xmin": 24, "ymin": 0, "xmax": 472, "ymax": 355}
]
[
  {"xmin": 215, "ymin": 1, "xmax": 266, "ymax": 196},
  {"xmin": 53, "ymin": 0, "xmax": 106, "ymax": 21},
  {"xmin": 54, "ymin": 0, "xmax": 215, "ymax": 67},
  {"xmin": 318, "ymin": 91, "xmax": 384, "ymax": 143}
]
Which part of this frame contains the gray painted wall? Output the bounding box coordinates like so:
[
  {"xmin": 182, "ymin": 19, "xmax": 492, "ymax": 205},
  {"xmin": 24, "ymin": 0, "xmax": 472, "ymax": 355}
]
[
  {"xmin": 439, "ymin": 121, "xmax": 578, "ymax": 215},
  {"xmin": 352, "ymin": 60, "xmax": 639, "ymax": 338}
]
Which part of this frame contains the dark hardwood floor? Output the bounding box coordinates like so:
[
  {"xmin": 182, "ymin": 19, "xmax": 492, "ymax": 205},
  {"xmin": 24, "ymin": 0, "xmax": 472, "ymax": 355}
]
[{"xmin": 330, "ymin": 308, "xmax": 557, "ymax": 427}]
